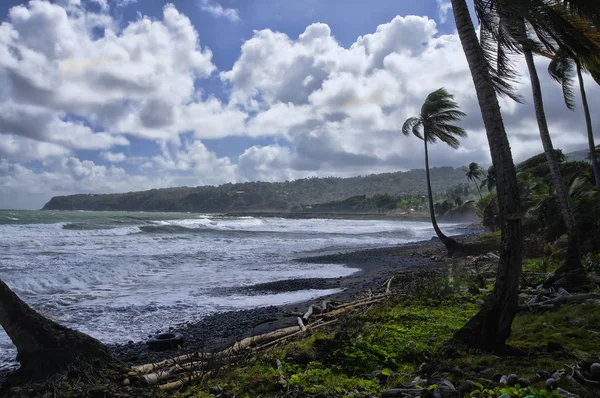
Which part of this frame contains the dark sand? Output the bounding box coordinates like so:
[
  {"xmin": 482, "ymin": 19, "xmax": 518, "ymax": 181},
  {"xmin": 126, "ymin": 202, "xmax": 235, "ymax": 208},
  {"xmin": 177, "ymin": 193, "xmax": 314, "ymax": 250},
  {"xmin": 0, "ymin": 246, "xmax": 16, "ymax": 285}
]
[{"xmin": 109, "ymin": 235, "xmax": 469, "ymax": 366}]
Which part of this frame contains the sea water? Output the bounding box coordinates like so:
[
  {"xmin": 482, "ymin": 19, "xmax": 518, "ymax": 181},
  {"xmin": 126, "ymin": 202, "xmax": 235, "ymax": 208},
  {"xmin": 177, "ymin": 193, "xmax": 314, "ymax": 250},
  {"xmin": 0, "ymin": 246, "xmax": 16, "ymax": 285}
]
[{"xmin": 0, "ymin": 210, "xmax": 461, "ymax": 369}]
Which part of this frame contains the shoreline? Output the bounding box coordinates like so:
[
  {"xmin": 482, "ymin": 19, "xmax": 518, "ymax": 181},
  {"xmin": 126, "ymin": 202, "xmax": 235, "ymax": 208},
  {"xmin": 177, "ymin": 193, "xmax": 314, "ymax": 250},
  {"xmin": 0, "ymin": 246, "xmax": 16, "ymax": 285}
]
[{"xmin": 109, "ymin": 232, "xmax": 479, "ymax": 366}]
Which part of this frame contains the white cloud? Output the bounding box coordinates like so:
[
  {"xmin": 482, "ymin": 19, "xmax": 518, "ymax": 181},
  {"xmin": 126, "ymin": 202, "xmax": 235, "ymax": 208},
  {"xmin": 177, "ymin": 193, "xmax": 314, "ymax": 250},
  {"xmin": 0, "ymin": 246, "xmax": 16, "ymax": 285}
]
[
  {"xmin": 222, "ymin": 15, "xmax": 600, "ymax": 183},
  {"xmin": 0, "ymin": 1, "xmax": 219, "ymax": 161},
  {"xmin": 436, "ymin": 0, "xmax": 452, "ymax": 23},
  {"xmin": 147, "ymin": 139, "xmax": 237, "ymax": 186},
  {"xmin": 102, "ymin": 151, "xmax": 126, "ymax": 163},
  {"xmin": 199, "ymin": 0, "xmax": 240, "ymax": 22}
]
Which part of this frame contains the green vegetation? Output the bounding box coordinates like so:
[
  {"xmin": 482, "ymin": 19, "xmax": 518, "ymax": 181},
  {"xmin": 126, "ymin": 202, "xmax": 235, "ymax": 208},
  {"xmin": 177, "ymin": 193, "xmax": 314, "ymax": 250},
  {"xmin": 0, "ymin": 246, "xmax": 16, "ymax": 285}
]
[
  {"xmin": 42, "ymin": 167, "xmax": 473, "ymax": 212},
  {"xmin": 477, "ymin": 149, "xmax": 600, "ymax": 253}
]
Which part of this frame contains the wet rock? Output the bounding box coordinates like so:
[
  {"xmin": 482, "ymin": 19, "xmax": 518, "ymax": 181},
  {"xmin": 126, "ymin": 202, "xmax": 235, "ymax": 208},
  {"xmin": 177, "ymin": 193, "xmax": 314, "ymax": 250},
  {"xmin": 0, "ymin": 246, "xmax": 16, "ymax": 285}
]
[
  {"xmin": 546, "ymin": 378, "xmax": 557, "ymax": 389},
  {"xmin": 499, "ymin": 375, "xmax": 508, "ymax": 386},
  {"xmin": 433, "ymin": 380, "xmax": 458, "ymax": 398},
  {"xmin": 457, "ymin": 380, "xmax": 476, "ymax": 395},
  {"xmin": 517, "ymin": 378, "xmax": 530, "ymax": 387},
  {"xmin": 506, "ymin": 374, "xmax": 519, "ymax": 387},
  {"xmin": 555, "ymin": 387, "xmax": 578, "ymax": 397},
  {"xmin": 536, "ymin": 370, "xmax": 552, "ymax": 379},
  {"xmin": 590, "ymin": 363, "xmax": 600, "ymax": 377}
]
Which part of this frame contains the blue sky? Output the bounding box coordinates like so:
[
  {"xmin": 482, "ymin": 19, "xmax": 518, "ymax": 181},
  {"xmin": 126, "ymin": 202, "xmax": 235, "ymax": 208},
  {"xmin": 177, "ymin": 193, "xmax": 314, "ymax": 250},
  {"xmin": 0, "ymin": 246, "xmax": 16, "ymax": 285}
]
[{"xmin": 0, "ymin": 0, "xmax": 596, "ymax": 209}]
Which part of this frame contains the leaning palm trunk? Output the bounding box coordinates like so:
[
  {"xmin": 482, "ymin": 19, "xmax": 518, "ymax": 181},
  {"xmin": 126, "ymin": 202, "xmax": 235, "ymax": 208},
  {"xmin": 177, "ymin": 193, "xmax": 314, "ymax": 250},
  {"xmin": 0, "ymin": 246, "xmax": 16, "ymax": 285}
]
[
  {"xmin": 450, "ymin": 0, "xmax": 523, "ymax": 349},
  {"xmin": 522, "ymin": 47, "xmax": 587, "ymax": 289},
  {"xmin": 576, "ymin": 62, "xmax": 600, "ymax": 190},
  {"xmin": 0, "ymin": 279, "xmax": 118, "ymax": 382},
  {"xmin": 424, "ymin": 139, "xmax": 462, "ymax": 255}
]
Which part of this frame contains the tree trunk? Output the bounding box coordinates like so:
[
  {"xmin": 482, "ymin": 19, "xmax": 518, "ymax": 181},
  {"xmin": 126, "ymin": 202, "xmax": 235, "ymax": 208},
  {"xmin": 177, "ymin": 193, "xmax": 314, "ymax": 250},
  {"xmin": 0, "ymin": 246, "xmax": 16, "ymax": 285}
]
[
  {"xmin": 450, "ymin": 0, "xmax": 523, "ymax": 349},
  {"xmin": 0, "ymin": 279, "xmax": 117, "ymax": 381},
  {"xmin": 424, "ymin": 138, "xmax": 462, "ymax": 255},
  {"xmin": 522, "ymin": 48, "xmax": 587, "ymax": 287},
  {"xmin": 474, "ymin": 181, "xmax": 483, "ymax": 199},
  {"xmin": 577, "ymin": 62, "xmax": 600, "ymax": 190}
]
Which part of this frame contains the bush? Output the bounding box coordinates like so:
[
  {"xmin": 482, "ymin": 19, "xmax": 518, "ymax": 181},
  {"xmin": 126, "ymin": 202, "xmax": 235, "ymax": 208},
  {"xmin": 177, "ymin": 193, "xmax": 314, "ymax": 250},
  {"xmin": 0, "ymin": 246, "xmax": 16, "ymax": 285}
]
[{"xmin": 583, "ymin": 252, "xmax": 600, "ymax": 273}]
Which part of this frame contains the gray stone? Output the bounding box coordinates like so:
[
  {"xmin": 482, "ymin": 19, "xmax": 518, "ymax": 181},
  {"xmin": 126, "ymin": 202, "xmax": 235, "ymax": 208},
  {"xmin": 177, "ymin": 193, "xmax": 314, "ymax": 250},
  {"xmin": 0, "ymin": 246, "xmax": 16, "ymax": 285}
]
[
  {"xmin": 590, "ymin": 363, "xmax": 600, "ymax": 375},
  {"xmin": 457, "ymin": 380, "xmax": 476, "ymax": 395},
  {"xmin": 506, "ymin": 374, "xmax": 519, "ymax": 386},
  {"xmin": 433, "ymin": 380, "xmax": 458, "ymax": 398},
  {"xmin": 546, "ymin": 378, "xmax": 557, "ymax": 389},
  {"xmin": 517, "ymin": 378, "xmax": 530, "ymax": 387}
]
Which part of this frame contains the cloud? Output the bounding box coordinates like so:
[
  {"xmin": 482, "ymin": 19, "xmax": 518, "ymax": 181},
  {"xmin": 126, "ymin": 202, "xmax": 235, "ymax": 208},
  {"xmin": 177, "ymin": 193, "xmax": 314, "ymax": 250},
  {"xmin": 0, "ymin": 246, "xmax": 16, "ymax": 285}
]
[
  {"xmin": 222, "ymin": 15, "xmax": 600, "ymax": 183},
  {"xmin": 199, "ymin": 0, "xmax": 240, "ymax": 22},
  {"xmin": 102, "ymin": 151, "xmax": 126, "ymax": 163},
  {"xmin": 436, "ymin": 0, "xmax": 452, "ymax": 23},
  {"xmin": 0, "ymin": 0, "xmax": 219, "ymax": 161}
]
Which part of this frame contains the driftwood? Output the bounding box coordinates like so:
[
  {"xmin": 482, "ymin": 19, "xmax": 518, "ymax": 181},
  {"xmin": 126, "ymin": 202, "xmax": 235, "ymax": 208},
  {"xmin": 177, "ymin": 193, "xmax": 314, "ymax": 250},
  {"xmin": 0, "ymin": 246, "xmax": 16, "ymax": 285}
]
[
  {"xmin": 297, "ymin": 317, "xmax": 306, "ymax": 331},
  {"xmin": 158, "ymin": 372, "xmax": 203, "ymax": 391},
  {"xmin": 519, "ymin": 293, "xmax": 600, "ymax": 311},
  {"xmin": 574, "ymin": 370, "xmax": 600, "ymax": 387},
  {"xmin": 142, "ymin": 361, "xmax": 205, "ymax": 385},
  {"xmin": 131, "ymin": 352, "xmax": 205, "ymax": 374},
  {"xmin": 228, "ymin": 326, "xmax": 301, "ymax": 354},
  {"xmin": 252, "ymin": 319, "xmax": 338, "ymax": 352},
  {"xmin": 303, "ymin": 305, "xmax": 313, "ymax": 321},
  {"xmin": 130, "ymin": 286, "xmax": 392, "ymax": 390},
  {"xmin": 385, "ymin": 276, "xmax": 394, "ymax": 295}
]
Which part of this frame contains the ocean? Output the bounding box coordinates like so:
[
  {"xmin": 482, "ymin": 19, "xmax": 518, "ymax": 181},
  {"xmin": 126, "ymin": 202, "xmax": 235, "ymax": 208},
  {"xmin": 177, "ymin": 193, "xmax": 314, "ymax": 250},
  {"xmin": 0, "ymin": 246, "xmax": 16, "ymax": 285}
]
[{"xmin": 0, "ymin": 210, "xmax": 461, "ymax": 370}]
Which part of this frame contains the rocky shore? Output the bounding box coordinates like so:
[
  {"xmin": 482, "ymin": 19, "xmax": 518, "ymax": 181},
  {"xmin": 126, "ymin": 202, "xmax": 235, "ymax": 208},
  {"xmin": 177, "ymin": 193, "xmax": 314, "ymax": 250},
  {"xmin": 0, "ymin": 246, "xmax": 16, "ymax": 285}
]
[{"xmin": 108, "ymin": 233, "xmax": 473, "ymax": 367}]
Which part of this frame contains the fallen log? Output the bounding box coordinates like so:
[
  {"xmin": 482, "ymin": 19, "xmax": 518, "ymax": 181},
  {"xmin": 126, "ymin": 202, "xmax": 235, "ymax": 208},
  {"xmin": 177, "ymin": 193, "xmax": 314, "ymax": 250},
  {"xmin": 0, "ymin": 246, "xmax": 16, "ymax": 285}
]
[
  {"xmin": 574, "ymin": 370, "xmax": 600, "ymax": 387},
  {"xmin": 157, "ymin": 372, "xmax": 203, "ymax": 391},
  {"xmin": 297, "ymin": 317, "xmax": 306, "ymax": 332},
  {"xmin": 228, "ymin": 326, "xmax": 301, "ymax": 354},
  {"xmin": 131, "ymin": 352, "xmax": 205, "ymax": 374},
  {"xmin": 386, "ymin": 276, "xmax": 394, "ymax": 295},
  {"xmin": 142, "ymin": 361, "xmax": 205, "ymax": 385},
  {"xmin": 303, "ymin": 305, "xmax": 313, "ymax": 321},
  {"xmin": 523, "ymin": 293, "xmax": 600, "ymax": 310},
  {"xmin": 252, "ymin": 320, "xmax": 338, "ymax": 352}
]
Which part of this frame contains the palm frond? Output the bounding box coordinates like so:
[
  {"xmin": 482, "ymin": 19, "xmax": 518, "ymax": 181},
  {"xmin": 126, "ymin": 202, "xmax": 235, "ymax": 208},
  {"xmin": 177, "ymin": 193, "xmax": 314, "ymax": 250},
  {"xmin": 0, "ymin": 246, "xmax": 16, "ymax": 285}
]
[
  {"xmin": 402, "ymin": 88, "xmax": 466, "ymax": 150},
  {"xmin": 401, "ymin": 117, "xmax": 422, "ymax": 139},
  {"xmin": 548, "ymin": 55, "xmax": 577, "ymax": 110},
  {"xmin": 558, "ymin": 0, "xmax": 600, "ymax": 28}
]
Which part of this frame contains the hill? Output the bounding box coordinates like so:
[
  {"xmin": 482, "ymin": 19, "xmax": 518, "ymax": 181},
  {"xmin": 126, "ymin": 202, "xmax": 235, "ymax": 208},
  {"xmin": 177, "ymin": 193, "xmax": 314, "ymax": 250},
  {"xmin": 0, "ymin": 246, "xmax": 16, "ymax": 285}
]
[{"xmin": 42, "ymin": 167, "xmax": 471, "ymax": 212}]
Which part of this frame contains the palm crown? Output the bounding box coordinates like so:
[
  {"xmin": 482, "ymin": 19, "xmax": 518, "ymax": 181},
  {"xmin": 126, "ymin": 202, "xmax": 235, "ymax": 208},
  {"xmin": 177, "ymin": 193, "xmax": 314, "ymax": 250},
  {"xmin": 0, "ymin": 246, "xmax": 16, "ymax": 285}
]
[{"xmin": 401, "ymin": 88, "xmax": 467, "ymax": 149}]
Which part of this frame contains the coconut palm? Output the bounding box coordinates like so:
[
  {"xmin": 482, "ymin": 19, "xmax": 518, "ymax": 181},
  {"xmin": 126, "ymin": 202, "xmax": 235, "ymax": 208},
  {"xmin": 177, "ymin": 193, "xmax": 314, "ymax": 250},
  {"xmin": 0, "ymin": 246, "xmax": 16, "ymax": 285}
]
[
  {"xmin": 480, "ymin": 165, "xmax": 497, "ymax": 194},
  {"xmin": 0, "ymin": 279, "xmax": 119, "ymax": 381},
  {"xmin": 466, "ymin": 162, "xmax": 485, "ymax": 198},
  {"xmin": 475, "ymin": 0, "xmax": 600, "ymax": 287},
  {"xmin": 548, "ymin": 53, "xmax": 600, "ymax": 190},
  {"xmin": 402, "ymin": 88, "xmax": 467, "ymax": 255},
  {"xmin": 449, "ymin": 0, "xmax": 524, "ymax": 349}
]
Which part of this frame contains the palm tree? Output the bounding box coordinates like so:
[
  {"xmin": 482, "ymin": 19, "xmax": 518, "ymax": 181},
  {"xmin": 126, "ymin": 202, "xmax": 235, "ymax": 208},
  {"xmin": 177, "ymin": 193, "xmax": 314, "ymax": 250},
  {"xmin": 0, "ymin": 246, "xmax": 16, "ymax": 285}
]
[
  {"xmin": 402, "ymin": 88, "xmax": 466, "ymax": 256},
  {"xmin": 548, "ymin": 54, "xmax": 600, "ymax": 190},
  {"xmin": 480, "ymin": 165, "xmax": 497, "ymax": 193},
  {"xmin": 476, "ymin": 0, "xmax": 599, "ymax": 287},
  {"xmin": 0, "ymin": 280, "xmax": 119, "ymax": 382},
  {"xmin": 449, "ymin": 0, "xmax": 524, "ymax": 349},
  {"xmin": 466, "ymin": 162, "xmax": 485, "ymax": 198}
]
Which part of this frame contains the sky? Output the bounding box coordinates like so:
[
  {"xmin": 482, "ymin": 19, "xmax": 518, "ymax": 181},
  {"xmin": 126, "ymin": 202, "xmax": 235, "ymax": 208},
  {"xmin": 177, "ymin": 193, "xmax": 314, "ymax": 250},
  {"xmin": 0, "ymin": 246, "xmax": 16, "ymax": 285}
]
[{"xmin": 0, "ymin": 0, "xmax": 598, "ymax": 209}]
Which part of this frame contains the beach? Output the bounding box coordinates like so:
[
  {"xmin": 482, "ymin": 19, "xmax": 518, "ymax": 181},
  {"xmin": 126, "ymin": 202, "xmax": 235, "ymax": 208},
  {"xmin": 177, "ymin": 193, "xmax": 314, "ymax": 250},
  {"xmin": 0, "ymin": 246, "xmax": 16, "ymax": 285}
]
[{"xmin": 108, "ymin": 236, "xmax": 466, "ymax": 366}]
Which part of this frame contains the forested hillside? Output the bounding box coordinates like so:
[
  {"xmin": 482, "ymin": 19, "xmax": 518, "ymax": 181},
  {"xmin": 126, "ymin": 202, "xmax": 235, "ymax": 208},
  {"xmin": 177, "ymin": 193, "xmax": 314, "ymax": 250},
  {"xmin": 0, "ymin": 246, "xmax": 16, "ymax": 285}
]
[{"xmin": 42, "ymin": 167, "xmax": 470, "ymax": 212}]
